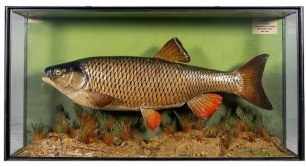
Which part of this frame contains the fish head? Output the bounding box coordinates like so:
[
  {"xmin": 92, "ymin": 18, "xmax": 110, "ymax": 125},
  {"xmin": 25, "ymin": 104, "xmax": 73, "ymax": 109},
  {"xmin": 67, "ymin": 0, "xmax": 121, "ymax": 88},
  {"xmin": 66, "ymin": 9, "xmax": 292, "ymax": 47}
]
[{"xmin": 42, "ymin": 61, "xmax": 88, "ymax": 94}]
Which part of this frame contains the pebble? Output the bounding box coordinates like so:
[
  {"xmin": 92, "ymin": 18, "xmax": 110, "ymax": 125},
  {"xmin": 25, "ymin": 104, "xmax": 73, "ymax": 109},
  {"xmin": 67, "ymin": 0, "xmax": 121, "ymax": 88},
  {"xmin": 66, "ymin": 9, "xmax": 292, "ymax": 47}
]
[
  {"xmin": 63, "ymin": 137, "xmax": 71, "ymax": 142},
  {"xmin": 113, "ymin": 137, "xmax": 122, "ymax": 146},
  {"xmin": 144, "ymin": 148, "xmax": 151, "ymax": 155}
]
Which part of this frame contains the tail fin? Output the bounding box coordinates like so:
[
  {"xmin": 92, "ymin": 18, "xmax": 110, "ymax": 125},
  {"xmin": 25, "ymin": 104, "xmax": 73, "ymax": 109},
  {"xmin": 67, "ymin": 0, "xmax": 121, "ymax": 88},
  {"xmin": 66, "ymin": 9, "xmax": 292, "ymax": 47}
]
[{"xmin": 234, "ymin": 54, "xmax": 273, "ymax": 110}]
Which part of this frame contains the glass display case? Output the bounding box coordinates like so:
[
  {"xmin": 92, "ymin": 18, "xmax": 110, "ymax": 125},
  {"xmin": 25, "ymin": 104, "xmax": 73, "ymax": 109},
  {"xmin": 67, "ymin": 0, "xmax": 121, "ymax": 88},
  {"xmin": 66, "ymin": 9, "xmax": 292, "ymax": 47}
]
[{"xmin": 5, "ymin": 7, "xmax": 304, "ymax": 160}]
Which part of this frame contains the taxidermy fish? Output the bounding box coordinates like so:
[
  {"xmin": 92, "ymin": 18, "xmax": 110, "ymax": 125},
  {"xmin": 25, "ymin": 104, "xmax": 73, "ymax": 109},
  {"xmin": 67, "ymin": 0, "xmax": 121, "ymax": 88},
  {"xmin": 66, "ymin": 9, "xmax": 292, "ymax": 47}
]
[{"xmin": 42, "ymin": 37, "xmax": 273, "ymax": 131}]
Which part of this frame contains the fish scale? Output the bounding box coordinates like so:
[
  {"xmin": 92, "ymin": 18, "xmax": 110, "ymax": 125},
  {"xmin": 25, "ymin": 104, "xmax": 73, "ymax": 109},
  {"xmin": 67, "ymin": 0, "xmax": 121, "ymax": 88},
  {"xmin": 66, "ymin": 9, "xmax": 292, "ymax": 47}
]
[{"xmin": 80, "ymin": 57, "xmax": 238, "ymax": 110}]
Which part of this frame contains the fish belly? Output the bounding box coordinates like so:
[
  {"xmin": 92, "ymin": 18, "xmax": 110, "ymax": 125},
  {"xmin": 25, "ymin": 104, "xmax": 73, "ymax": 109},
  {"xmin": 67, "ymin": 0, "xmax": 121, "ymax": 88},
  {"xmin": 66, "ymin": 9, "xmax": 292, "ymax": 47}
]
[{"xmin": 80, "ymin": 57, "xmax": 240, "ymax": 111}]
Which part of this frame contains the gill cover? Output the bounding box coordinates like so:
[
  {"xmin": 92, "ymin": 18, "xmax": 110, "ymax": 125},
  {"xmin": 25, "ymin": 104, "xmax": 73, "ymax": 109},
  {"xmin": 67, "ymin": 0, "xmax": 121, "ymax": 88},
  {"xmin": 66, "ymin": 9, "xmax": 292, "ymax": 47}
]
[{"xmin": 44, "ymin": 61, "xmax": 87, "ymax": 91}]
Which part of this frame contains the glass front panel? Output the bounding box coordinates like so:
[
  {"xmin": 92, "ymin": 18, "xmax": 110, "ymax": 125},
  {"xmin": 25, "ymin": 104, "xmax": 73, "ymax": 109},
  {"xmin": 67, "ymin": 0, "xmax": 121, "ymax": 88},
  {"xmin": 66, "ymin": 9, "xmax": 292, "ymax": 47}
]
[{"xmin": 7, "ymin": 8, "xmax": 302, "ymax": 159}]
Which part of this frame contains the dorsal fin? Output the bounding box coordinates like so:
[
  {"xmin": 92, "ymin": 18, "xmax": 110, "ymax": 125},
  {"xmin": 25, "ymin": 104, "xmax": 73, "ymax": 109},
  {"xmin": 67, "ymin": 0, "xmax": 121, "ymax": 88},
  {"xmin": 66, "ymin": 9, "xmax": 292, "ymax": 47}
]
[{"xmin": 154, "ymin": 37, "xmax": 190, "ymax": 63}]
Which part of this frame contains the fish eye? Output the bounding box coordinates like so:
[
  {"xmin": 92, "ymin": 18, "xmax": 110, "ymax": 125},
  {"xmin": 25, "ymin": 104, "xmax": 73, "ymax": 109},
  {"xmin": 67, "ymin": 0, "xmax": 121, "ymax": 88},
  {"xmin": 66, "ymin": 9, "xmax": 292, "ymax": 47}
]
[{"xmin": 54, "ymin": 69, "xmax": 62, "ymax": 76}]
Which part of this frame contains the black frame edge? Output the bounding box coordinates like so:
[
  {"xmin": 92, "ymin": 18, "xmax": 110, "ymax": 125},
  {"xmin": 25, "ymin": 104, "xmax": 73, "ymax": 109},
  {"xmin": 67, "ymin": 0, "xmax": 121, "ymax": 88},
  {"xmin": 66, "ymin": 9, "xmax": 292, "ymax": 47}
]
[
  {"xmin": 4, "ymin": 6, "xmax": 12, "ymax": 160},
  {"xmin": 297, "ymin": 6, "xmax": 305, "ymax": 161},
  {"xmin": 6, "ymin": 6, "xmax": 301, "ymax": 16}
]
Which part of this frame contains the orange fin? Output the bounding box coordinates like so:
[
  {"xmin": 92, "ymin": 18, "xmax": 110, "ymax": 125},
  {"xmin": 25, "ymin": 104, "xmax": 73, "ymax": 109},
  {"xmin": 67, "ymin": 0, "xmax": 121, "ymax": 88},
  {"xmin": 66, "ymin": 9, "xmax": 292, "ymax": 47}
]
[
  {"xmin": 87, "ymin": 92, "xmax": 115, "ymax": 108},
  {"xmin": 154, "ymin": 37, "xmax": 190, "ymax": 63},
  {"xmin": 140, "ymin": 108, "xmax": 161, "ymax": 131},
  {"xmin": 234, "ymin": 54, "xmax": 273, "ymax": 110},
  {"xmin": 187, "ymin": 93, "xmax": 223, "ymax": 119}
]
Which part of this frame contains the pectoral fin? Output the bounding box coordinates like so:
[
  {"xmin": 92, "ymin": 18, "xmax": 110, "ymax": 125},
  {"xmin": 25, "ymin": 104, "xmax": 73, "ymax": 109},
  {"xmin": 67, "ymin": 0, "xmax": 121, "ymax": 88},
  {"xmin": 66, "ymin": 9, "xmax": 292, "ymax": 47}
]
[
  {"xmin": 154, "ymin": 37, "xmax": 190, "ymax": 63},
  {"xmin": 87, "ymin": 92, "xmax": 115, "ymax": 109},
  {"xmin": 187, "ymin": 93, "xmax": 223, "ymax": 119},
  {"xmin": 140, "ymin": 108, "xmax": 161, "ymax": 131}
]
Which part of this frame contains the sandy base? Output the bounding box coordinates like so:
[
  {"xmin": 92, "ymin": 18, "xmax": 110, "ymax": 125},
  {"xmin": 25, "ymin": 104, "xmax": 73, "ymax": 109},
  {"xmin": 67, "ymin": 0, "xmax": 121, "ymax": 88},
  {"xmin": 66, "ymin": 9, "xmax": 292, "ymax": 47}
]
[{"xmin": 14, "ymin": 129, "xmax": 296, "ymax": 158}]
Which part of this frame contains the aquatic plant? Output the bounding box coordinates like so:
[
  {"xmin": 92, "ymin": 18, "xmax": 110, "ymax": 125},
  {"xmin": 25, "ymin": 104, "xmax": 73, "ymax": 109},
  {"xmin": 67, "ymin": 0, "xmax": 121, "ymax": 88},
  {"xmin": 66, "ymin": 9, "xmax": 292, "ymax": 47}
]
[
  {"xmin": 53, "ymin": 104, "xmax": 72, "ymax": 134},
  {"xmin": 235, "ymin": 120, "xmax": 247, "ymax": 132},
  {"xmin": 174, "ymin": 110, "xmax": 206, "ymax": 133},
  {"xmin": 121, "ymin": 124, "xmax": 133, "ymax": 141},
  {"xmin": 94, "ymin": 112, "xmax": 115, "ymax": 145},
  {"xmin": 181, "ymin": 119, "xmax": 193, "ymax": 133},
  {"xmin": 215, "ymin": 104, "xmax": 273, "ymax": 144},
  {"xmin": 173, "ymin": 111, "xmax": 192, "ymax": 133},
  {"xmin": 259, "ymin": 113, "xmax": 270, "ymax": 133},
  {"xmin": 162, "ymin": 119, "xmax": 177, "ymax": 135},
  {"xmin": 73, "ymin": 104, "xmax": 99, "ymax": 144},
  {"xmin": 221, "ymin": 138, "xmax": 231, "ymax": 150},
  {"xmin": 221, "ymin": 108, "xmax": 236, "ymax": 129},
  {"xmin": 207, "ymin": 125, "xmax": 218, "ymax": 138},
  {"xmin": 31, "ymin": 123, "xmax": 49, "ymax": 141},
  {"xmin": 106, "ymin": 117, "xmax": 116, "ymax": 132},
  {"xmin": 103, "ymin": 133, "xmax": 114, "ymax": 146},
  {"xmin": 221, "ymin": 107, "xmax": 234, "ymax": 122},
  {"xmin": 196, "ymin": 132, "xmax": 203, "ymax": 142},
  {"xmin": 245, "ymin": 131, "xmax": 256, "ymax": 142},
  {"xmin": 236, "ymin": 105, "xmax": 255, "ymax": 131},
  {"xmin": 218, "ymin": 108, "xmax": 240, "ymax": 139},
  {"xmin": 96, "ymin": 111, "xmax": 139, "ymax": 144},
  {"xmin": 193, "ymin": 118, "xmax": 208, "ymax": 131},
  {"xmin": 251, "ymin": 112, "xmax": 271, "ymax": 142},
  {"xmin": 115, "ymin": 117, "xmax": 138, "ymax": 141},
  {"xmin": 235, "ymin": 104, "xmax": 272, "ymax": 143},
  {"xmin": 96, "ymin": 112, "xmax": 115, "ymax": 133},
  {"xmin": 231, "ymin": 129, "xmax": 240, "ymax": 138},
  {"xmin": 257, "ymin": 127, "xmax": 270, "ymax": 142}
]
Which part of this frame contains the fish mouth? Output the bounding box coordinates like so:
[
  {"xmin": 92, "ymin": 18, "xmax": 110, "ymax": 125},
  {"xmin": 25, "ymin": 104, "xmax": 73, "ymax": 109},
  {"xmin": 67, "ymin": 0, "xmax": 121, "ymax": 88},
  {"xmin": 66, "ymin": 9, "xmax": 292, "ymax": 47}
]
[{"xmin": 42, "ymin": 77, "xmax": 56, "ymax": 87}]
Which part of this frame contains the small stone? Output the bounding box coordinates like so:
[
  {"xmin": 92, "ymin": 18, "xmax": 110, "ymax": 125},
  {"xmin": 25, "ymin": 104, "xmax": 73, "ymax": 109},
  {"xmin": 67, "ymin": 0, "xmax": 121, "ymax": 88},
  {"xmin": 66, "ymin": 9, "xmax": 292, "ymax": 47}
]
[
  {"xmin": 144, "ymin": 148, "xmax": 151, "ymax": 155},
  {"xmin": 140, "ymin": 141, "xmax": 147, "ymax": 148},
  {"xmin": 113, "ymin": 137, "xmax": 122, "ymax": 146},
  {"xmin": 54, "ymin": 152, "xmax": 60, "ymax": 156},
  {"xmin": 186, "ymin": 145, "xmax": 190, "ymax": 150},
  {"xmin": 120, "ymin": 141, "xmax": 129, "ymax": 147},
  {"xmin": 63, "ymin": 137, "xmax": 71, "ymax": 142}
]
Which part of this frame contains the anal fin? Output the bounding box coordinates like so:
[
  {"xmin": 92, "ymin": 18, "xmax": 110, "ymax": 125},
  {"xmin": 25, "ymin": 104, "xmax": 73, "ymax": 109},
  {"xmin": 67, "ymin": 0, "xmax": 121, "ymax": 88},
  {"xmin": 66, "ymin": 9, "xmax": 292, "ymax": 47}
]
[
  {"xmin": 140, "ymin": 108, "xmax": 161, "ymax": 131},
  {"xmin": 154, "ymin": 37, "xmax": 190, "ymax": 63},
  {"xmin": 187, "ymin": 93, "xmax": 222, "ymax": 119}
]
